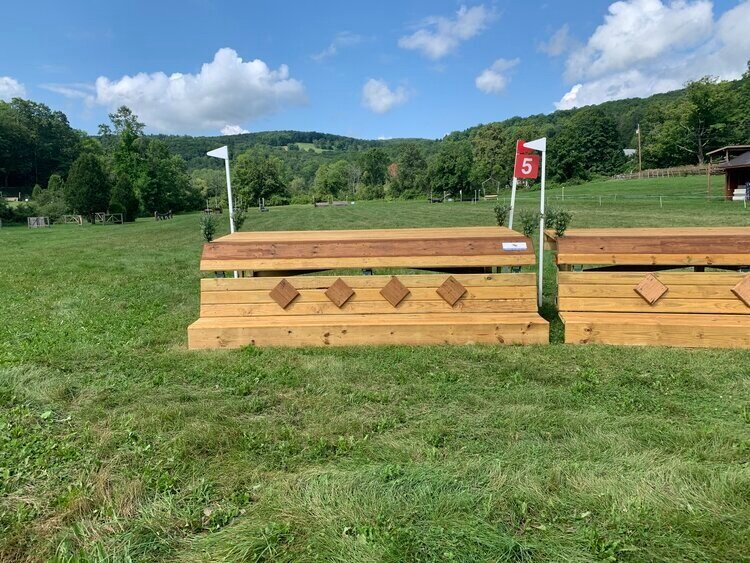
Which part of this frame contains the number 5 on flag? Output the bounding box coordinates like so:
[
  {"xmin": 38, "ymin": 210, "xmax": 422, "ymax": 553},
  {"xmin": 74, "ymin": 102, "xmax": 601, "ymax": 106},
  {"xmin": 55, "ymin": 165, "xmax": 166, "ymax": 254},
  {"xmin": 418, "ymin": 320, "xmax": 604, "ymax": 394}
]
[{"xmin": 514, "ymin": 153, "xmax": 540, "ymax": 179}]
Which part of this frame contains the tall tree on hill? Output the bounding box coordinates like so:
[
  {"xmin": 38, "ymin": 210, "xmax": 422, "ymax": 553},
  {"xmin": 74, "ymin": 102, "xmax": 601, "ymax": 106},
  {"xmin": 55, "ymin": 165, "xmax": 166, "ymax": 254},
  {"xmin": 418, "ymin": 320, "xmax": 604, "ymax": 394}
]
[
  {"xmin": 139, "ymin": 140, "xmax": 199, "ymax": 213},
  {"xmin": 676, "ymin": 77, "xmax": 731, "ymax": 164},
  {"xmin": 64, "ymin": 153, "xmax": 111, "ymax": 221},
  {"xmin": 313, "ymin": 160, "xmax": 350, "ymax": 198},
  {"xmin": 0, "ymin": 99, "xmax": 80, "ymax": 188},
  {"xmin": 233, "ymin": 148, "xmax": 287, "ymax": 205},
  {"xmin": 469, "ymin": 123, "xmax": 510, "ymax": 187},
  {"xmin": 34, "ymin": 173, "xmax": 68, "ymax": 221},
  {"xmin": 109, "ymin": 174, "xmax": 140, "ymax": 221},
  {"xmin": 359, "ymin": 147, "xmax": 389, "ymax": 186},
  {"xmin": 391, "ymin": 143, "xmax": 428, "ymax": 198},
  {"xmin": 428, "ymin": 140, "xmax": 474, "ymax": 198},
  {"xmin": 550, "ymin": 107, "xmax": 625, "ymax": 182},
  {"xmin": 0, "ymin": 103, "xmax": 32, "ymax": 188},
  {"xmin": 99, "ymin": 106, "xmax": 147, "ymax": 203}
]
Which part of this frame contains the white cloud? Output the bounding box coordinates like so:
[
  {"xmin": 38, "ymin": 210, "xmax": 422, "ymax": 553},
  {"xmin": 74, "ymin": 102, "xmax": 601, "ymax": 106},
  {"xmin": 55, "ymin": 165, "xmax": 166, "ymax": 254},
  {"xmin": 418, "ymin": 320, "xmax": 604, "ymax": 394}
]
[
  {"xmin": 538, "ymin": 24, "xmax": 575, "ymax": 57},
  {"xmin": 555, "ymin": 71, "xmax": 683, "ymax": 109},
  {"xmin": 556, "ymin": 0, "xmax": 750, "ymax": 109},
  {"xmin": 90, "ymin": 48, "xmax": 306, "ymax": 133},
  {"xmin": 566, "ymin": 0, "xmax": 712, "ymax": 81},
  {"xmin": 0, "ymin": 76, "xmax": 26, "ymax": 100},
  {"xmin": 40, "ymin": 82, "xmax": 95, "ymax": 99},
  {"xmin": 398, "ymin": 4, "xmax": 494, "ymax": 59},
  {"xmin": 475, "ymin": 58, "xmax": 519, "ymax": 94},
  {"xmin": 221, "ymin": 124, "xmax": 249, "ymax": 135},
  {"xmin": 361, "ymin": 79, "xmax": 410, "ymax": 113},
  {"xmin": 312, "ymin": 32, "xmax": 363, "ymax": 61}
]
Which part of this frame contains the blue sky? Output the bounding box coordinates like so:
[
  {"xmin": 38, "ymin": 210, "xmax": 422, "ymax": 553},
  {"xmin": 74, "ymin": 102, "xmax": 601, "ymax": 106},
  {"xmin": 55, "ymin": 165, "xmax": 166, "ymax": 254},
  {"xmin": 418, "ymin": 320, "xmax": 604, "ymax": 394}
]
[{"xmin": 1, "ymin": 0, "xmax": 748, "ymax": 139}]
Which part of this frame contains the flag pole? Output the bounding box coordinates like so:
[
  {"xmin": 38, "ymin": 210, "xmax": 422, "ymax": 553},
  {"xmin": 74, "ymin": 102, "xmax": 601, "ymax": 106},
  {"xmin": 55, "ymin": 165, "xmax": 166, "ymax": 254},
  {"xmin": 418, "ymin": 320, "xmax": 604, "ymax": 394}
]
[
  {"xmin": 637, "ymin": 123, "xmax": 642, "ymax": 179},
  {"xmin": 508, "ymin": 176, "xmax": 518, "ymax": 229},
  {"xmin": 207, "ymin": 145, "xmax": 238, "ymax": 278},
  {"xmin": 537, "ymin": 146, "xmax": 546, "ymax": 307}
]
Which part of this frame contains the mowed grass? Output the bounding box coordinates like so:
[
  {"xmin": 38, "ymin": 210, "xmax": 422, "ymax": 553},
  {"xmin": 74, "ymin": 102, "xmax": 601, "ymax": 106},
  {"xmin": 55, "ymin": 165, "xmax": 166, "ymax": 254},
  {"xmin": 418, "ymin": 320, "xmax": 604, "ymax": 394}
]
[{"xmin": 1, "ymin": 178, "xmax": 750, "ymax": 562}]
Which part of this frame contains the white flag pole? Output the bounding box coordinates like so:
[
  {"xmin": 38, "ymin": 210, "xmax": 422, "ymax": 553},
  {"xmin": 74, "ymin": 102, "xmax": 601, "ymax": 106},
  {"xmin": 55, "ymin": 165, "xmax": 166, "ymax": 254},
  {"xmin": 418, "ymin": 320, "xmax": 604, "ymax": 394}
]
[
  {"xmin": 207, "ymin": 145, "xmax": 238, "ymax": 278},
  {"xmin": 508, "ymin": 176, "xmax": 518, "ymax": 229},
  {"xmin": 537, "ymin": 147, "xmax": 547, "ymax": 307},
  {"xmin": 224, "ymin": 157, "xmax": 236, "ymax": 234},
  {"xmin": 522, "ymin": 137, "xmax": 547, "ymax": 307}
]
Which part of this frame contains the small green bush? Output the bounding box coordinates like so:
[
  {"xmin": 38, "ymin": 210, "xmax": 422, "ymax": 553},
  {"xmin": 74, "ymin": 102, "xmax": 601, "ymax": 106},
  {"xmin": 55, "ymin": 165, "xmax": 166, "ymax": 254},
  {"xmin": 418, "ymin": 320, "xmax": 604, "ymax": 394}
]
[
  {"xmin": 289, "ymin": 194, "xmax": 312, "ymax": 205},
  {"xmin": 200, "ymin": 214, "xmax": 218, "ymax": 242},
  {"xmin": 519, "ymin": 210, "xmax": 541, "ymax": 237},
  {"xmin": 232, "ymin": 207, "xmax": 246, "ymax": 231},
  {"xmin": 493, "ymin": 203, "xmax": 511, "ymax": 227},
  {"xmin": 547, "ymin": 207, "xmax": 573, "ymax": 236},
  {"xmin": 267, "ymin": 195, "xmax": 290, "ymax": 206}
]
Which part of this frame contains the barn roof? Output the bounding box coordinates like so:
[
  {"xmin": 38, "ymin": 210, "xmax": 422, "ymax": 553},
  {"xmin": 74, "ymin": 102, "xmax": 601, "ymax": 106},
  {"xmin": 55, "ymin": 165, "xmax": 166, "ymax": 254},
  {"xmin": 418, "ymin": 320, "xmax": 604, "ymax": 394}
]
[
  {"xmin": 723, "ymin": 151, "xmax": 750, "ymax": 169},
  {"xmin": 707, "ymin": 145, "xmax": 750, "ymax": 157}
]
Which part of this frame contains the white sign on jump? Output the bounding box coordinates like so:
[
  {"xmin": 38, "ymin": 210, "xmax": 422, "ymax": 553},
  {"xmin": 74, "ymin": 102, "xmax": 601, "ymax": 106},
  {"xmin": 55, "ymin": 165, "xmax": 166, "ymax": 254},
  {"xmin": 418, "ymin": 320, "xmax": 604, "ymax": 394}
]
[{"xmin": 502, "ymin": 242, "xmax": 527, "ymax": 251}]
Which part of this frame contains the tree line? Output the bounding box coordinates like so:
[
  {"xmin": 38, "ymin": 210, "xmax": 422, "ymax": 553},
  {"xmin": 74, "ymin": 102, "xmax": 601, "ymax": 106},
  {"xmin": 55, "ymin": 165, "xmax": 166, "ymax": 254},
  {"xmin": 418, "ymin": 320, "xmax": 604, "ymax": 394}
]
[
  {"xmin": 180, "ymin": 66, "xmax": 750, "ymax": 206},
  {"xmin": 0, "ymin": 103, "xmax": 201, "ymax": 223},
  {"xmin": 2, "ymin": 66, "xmax": 748, "ymax": 222}
]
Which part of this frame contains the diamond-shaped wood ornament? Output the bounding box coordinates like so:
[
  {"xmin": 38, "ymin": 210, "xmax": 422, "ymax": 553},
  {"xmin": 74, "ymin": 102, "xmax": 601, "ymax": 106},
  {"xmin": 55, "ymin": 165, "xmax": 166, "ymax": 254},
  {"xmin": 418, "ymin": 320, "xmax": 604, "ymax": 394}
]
[
  {"xmin": 437, "ymin": 276, "xmax": 467, "ymax": 306},
  {"xmin": 325, "ymin": 278, "xmax": 355, "ymax": 308},
  {"xmin": 731, "ymin": 275, "xmax": 750, "ymax": 307},
  {"xmin": 634, "ymin": 274, "xmax": 668, "ymax": 305},
  {"xmin": 380, "ymin": 276, "xmax": 410, "ymax": 307},
  {"xmin": 269, "ymin": 279, "xmax": 300, "ymax": 309}
]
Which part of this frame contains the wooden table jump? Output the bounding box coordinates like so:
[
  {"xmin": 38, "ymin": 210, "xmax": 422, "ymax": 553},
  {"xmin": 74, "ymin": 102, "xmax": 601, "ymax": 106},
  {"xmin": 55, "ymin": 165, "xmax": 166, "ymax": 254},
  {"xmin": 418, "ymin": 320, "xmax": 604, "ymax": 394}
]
[
  {"xmin": 549, "ymin": 227, "xmax": 750, "ymax": 348},
  {"xmin": 189, "ymin": 227, "xmax": 548, "ymax": 349}
]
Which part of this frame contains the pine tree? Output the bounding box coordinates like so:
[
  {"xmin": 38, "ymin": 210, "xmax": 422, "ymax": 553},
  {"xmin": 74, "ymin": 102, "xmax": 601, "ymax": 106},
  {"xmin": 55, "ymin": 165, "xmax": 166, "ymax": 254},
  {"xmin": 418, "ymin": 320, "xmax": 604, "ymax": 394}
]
[
  {"xmin": 109, "ymin": 174, "xmax": 140, "ymax": 221},
  {"xmin": 64, "ymin": 153, "xmax": 111, "ymax": 222}
]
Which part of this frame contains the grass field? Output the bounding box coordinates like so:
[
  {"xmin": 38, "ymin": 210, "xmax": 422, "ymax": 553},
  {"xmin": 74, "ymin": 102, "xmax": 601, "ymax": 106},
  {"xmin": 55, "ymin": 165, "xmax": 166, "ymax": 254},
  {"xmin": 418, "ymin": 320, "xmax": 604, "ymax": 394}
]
[
  {"xmin": 1, "ymin": 176, "xmax": 750, "ymax": 562},
  {"xmin": 284, "ymin": 143, "xmax": 327, "ymax": 153}
]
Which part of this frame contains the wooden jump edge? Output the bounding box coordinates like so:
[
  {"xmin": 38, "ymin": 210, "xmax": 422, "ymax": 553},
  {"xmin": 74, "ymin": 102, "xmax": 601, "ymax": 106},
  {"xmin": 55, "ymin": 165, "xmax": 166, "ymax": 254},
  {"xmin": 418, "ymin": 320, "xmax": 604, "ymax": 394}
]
[
  {"xmin": 560, "ymin": 312, "xmax": 750, "ymax": 348},
  {"xmin": 187, "ymin": 314, "xmax": 549, "ymax": 349}
]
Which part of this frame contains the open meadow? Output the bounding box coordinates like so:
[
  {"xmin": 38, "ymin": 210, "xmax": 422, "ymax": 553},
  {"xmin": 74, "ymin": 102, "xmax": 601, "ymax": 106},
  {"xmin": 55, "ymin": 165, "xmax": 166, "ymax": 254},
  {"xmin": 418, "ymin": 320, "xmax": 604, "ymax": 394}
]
[{"xmin": 2, "ymin": 177, "xmax": 750, "ymax": 562}]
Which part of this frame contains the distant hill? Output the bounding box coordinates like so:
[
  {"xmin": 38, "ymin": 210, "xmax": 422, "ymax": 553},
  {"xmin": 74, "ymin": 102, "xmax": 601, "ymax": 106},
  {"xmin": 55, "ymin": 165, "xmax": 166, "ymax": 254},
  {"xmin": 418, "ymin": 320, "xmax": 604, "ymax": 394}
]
[{"xmin": 151, "ymin": 130, "xmax": 438, "ymax": 170}]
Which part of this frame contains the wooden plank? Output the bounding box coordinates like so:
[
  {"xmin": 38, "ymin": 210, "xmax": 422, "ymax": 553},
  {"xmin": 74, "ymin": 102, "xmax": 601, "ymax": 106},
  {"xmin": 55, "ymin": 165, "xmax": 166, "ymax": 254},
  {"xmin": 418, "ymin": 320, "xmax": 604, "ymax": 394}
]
[
  {"xmin": 215, "ymin": 226, "xmax": 524, "ymax": 243},
  {"xmin": 557, "ymin": 235, "xmax": 750, "ymax": 254},
  {"xmin": 555, "ymin": 253, "xmax": 750, "ymax": 266},
  {"xmin": 200, "ymin": 298, "xmax": 538, "ymax": 317},
  {"xmin": 201, "ymin": 254, "xmax": 535, "ymax": 271},
  {"xmin": 552, "ymin": 227, "xmax": 750, "ymax": 238},
  {"xmin": 203, "ymin": 237, "xmax": 533, "ymax": 260},
  {"xmin": 202, "ymin": 273, "xmax": 537, "ymax": 291},
  {"xmin": 558, "ymin": 284, "xmax": 738, "ymax": 299},
  {"xmin": 558, "ymin": 271, "xmax": 747, "ymax": 285},
  {"xmin": 558, "ymin": 297, "xmax": 750, "ymax": 314},
  {"xmin": 561, "ymin": 312, "xmax": 750, "ymax": 348},
  {"xmin": 193, "ymin": 311, "xmax": 544, "ymax": 327},
  {"xmin": 550, "ymin": 227, "xmax": 750, "ymax": 266},
  {"xmin": 201, "ymin": 286, "xmax": 536, "ymax": 304},
  {"xmin": 562, "ymin": 311, "xmax": 750, "ymax": 327},
  {"xmin": 188, "ymin": 313, "xmax": 549, "ymax": 348}
]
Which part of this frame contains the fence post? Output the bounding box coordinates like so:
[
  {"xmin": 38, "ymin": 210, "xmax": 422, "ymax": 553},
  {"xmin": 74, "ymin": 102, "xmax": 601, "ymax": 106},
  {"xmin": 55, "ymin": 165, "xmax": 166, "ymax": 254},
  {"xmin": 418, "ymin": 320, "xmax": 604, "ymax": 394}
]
[
  {"xmin": 599, "ymin": 196, "xmax": 602, "ymax": 206},
  {"xmin": 659, "ymin": 196, "xmax": 663, "ymax": 208}
]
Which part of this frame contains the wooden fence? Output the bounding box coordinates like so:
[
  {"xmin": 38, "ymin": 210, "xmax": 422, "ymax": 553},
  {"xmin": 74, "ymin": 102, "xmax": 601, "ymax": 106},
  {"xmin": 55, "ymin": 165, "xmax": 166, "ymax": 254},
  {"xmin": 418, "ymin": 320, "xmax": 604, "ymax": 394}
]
[{"xmin": 613, "ymin": 165, "xmax": 722, "ymax": 180}]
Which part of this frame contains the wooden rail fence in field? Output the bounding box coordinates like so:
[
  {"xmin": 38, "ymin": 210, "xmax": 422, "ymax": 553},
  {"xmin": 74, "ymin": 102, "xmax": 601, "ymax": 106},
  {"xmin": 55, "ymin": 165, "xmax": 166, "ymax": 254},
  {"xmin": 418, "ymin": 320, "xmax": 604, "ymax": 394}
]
[{"xmin": 613, "ymin": 164, "xmax": 722, "ymax": 180}]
